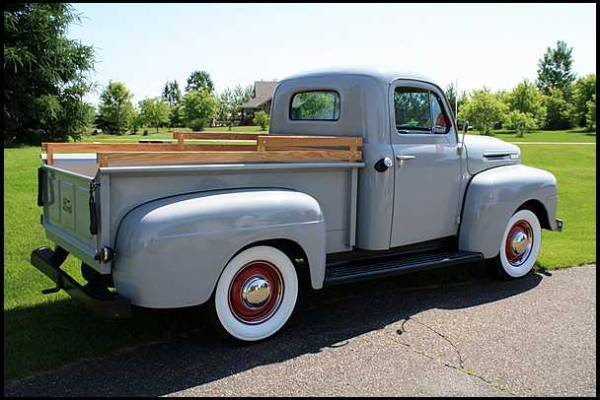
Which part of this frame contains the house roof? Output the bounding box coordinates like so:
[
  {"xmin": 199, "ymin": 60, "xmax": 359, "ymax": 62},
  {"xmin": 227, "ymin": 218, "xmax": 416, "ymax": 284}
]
[{"xmin": 240, "ymin": 80, "xmax": 278, "ymax": 108}]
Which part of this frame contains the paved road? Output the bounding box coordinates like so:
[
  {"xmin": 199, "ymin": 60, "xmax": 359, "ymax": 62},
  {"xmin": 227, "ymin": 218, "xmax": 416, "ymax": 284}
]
[{"xmin": 5, "ymin": 265, "xmax": 596, "ymax": 397}]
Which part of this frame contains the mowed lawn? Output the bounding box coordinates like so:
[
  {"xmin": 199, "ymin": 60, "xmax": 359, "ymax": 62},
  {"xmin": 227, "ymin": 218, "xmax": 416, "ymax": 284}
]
[{"xmin": 3, "ymin": 131, "xmax": 596, "ymax": 382}]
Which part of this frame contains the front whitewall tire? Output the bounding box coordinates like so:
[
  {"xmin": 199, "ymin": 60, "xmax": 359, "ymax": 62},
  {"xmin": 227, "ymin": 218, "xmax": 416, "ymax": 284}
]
[
  {"xmin": 214, "ymin": 246, "xmax": 298, "ymax": 342},
  {"xmin": 496, "ymin": 209, "xmax": 542, "ymax": 278}
]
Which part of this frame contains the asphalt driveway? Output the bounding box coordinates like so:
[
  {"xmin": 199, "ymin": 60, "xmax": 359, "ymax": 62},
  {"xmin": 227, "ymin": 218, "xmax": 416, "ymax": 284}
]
[{"xmin": 5, "ymin": 264, "xmax": 596, "ymax": 397}]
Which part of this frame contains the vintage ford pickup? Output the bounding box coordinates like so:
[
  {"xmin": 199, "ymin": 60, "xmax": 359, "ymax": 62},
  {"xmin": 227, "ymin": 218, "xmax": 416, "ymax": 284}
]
[{"xmin": 32, "ymin": 69, "xmax": 563, "ymax": 342}]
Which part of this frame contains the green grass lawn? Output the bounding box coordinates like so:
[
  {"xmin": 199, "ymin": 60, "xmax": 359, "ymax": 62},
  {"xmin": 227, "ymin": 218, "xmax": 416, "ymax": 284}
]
[
  {"xmin": 467, "ymin": 128, "xmax": 596, "ymax": 143},
  {"xmin": 82, "ymin": 125, "xmax": 266, "ymax": 143},
  {"xmin": 84, "ymin": 126, "xmax": 596, "ymax": 143},
  {"xmin": 3, "ymin": 135, "xmax": 596, "ymax": 382}
]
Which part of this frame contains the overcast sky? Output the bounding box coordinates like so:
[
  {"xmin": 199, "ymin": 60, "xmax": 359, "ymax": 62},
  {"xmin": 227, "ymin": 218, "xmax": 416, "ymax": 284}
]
[{"xmin": 68, "ymin": 3, "xmax": 597, "ymax": 106}]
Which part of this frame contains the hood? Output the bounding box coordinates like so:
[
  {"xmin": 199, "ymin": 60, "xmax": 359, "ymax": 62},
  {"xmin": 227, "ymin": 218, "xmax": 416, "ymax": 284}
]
[{"xmin": 463, "ymin": 135, "xmax": 521, "ymax": 175}]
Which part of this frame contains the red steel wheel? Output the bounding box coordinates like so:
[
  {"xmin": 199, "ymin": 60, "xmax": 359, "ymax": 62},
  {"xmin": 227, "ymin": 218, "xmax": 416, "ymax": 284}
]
[
  {"xmin": 504, "ymin": 219, "xmax": 534, "ymax": 266},
  {"xmin": 228, "ymin": 261, "xmax": 284, "ymax": 324}
]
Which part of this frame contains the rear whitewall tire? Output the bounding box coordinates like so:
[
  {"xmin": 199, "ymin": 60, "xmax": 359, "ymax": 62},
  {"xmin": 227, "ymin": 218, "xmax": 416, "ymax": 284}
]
[
  {"xmin": 493, "ymin": 209, "xmax": 542, "ymax": 279},
  {"xmin": 214, "ymin": 246, "xmax": 299, "ymax": 342}
]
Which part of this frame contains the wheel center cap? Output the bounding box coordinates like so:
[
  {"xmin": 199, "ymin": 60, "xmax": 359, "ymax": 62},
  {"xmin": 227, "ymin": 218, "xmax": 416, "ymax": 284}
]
[
  {"xmin": 241, "ymin": 276, "xmax": 271, "ymax": 308},
  {"xmin": 511, "ymin": 231, "xmax": 528, "ymax": 255}
]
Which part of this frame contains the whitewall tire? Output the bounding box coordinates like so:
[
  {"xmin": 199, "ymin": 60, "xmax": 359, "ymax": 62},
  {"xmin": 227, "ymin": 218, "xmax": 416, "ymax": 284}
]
[
  {"xmin": 213, "ymin": 246, "xmax": 298, "ymax": 342},
  {"xmin": 492, "ymin": 209, "xmax": 542, "ymax": 279}
]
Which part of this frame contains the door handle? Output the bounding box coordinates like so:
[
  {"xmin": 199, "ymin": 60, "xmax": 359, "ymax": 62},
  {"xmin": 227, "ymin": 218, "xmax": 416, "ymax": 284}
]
[{"xmin": 395, "ymin": 155, "xmax": 416, "ymax": 161}]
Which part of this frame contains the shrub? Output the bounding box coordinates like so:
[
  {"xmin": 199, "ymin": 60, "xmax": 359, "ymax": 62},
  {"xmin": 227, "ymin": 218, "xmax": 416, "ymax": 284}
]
[
  {"xmin": 183, "ymin": 89, "xmax": 217, "ymax": 131},
  {"xmin": 189, "ymin": 118, "xmax": 207, "ymax": 131},
  {"xmin": 586, "ymin": 94, "xmax": 596, "ymax": 131},
  {"xmin": 459, "ymin": 89, "xmax": 507, "ymax": 135},
  {"xmin": 543, "ymin": 88, "xmax": 573, "ymax": 130},
  {"xmin": 254, "ymin": 110, "xmax": 270, "ymax": 131},
  {"xmin": 503, "ymin": 111, "xmax": 536, "ymax": 138}
]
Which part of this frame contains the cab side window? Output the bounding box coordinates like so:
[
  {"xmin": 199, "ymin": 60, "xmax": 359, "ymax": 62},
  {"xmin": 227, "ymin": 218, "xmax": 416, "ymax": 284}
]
[{"xmin": 394, "ymin": 87, "xmax": 450, "ymax": 134}]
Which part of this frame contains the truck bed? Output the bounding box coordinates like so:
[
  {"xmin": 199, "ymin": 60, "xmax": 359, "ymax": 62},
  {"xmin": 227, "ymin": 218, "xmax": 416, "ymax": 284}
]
[{"xmin": 39, "ymin": 132, "xmax": 364, "ymax": 274}]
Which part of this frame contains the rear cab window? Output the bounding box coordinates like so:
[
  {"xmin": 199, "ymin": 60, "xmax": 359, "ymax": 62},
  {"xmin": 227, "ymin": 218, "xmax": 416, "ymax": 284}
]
[{"xmin": 290, "ymin": 90, "xmax": 340, "ymax": 121}]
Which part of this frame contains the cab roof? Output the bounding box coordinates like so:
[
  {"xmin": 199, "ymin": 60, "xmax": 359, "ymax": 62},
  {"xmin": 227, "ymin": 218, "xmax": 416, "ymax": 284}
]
[{"xmin": 280, "ymin": 68, "xmax": 435, "ymax": 85}]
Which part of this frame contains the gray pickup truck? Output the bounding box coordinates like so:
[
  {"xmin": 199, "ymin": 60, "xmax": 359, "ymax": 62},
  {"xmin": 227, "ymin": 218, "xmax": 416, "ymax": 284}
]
[{"xmin": 32, "ymin": 69, "xmax": 562, "ymax": 342}]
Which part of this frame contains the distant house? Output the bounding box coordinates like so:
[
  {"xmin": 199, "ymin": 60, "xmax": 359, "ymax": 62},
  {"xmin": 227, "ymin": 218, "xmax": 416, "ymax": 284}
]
[{"xmin": 240, "ymin": 80, "xmax": 278, "ymax": 125}]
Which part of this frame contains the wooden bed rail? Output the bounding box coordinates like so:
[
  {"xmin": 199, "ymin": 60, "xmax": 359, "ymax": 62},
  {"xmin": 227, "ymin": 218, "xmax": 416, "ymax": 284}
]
[
  {"xmin": 42, "ymin": 133, "xmax": 362, "ymax": 167},
  {"xmin": 97, "ymin": 149, "xmax": 361, "ymax": 167}
]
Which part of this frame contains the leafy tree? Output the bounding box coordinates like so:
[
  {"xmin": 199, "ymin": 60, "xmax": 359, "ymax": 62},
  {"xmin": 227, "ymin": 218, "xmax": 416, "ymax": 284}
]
[
  {"xmin": 458, "ymin": 89, "xmax": 507, "ymax": 135},
  {"xmin": 185, "ymin": 70, "xmax": 214, "ymax": 93},
  {"xmin": 444, "ymin": 83, "xmax": 457, "ymax": 115},
  {"xmin": 183, "ymin": 89, "xmax": 217, "ymax": 131},
  {"xmin": 506, "ymin": 80, "xmax": 546, "ymax": 128},
  {"xmin": 572, "ymin": 74, "xmax": 596, "ymax": 129},
  {"xmin": 543, "ymin": 88, "xmax": 573, "ymax": 130},
  {"xmin": 253, "ymin": 110, "xmax": 270, "ymax": 131},
  {"xmin": 4, "ymin": 3, "xmax": 95, "ymax": 145},
  {"xmin": 216, "ymin": 88, "xmax": 234, "ymax": 125},
  {"xmin": 503, "ymin": 110, "xmax": 536, "ymax": 138},
  {"xmin": 169, "ymin": 104, "xmax": 186, "ymax": 128},
  {"xmin": 215, "ymin": 84, "xmax": 254, "ymax": 129},
  {"xmin": 138, "ymin": 97, "xmax": 170, "ymax": 133},
  {"xmin": 97, "ymin": 81, "xmax": 135, "ymax": 134},
  {"xmin": 586, "ymin": 94, "xmax": 596, "ymax": 131},
  {"xmin": 129, "ymin": 109, "xmax": 143, "ymax": 135},
  {"xmin": 162, "ymin": 80, "xmax": 181, "ymax": 107},
  {"xmin": 536, "ymin": 40, "xmax": 576, "ymax": 97}
]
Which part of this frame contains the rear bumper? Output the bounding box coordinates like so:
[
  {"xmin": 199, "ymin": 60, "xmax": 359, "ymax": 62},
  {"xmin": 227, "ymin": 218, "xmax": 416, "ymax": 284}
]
[{"xmin": 30, "ymin": 246, "xmax": 131, "ymax": 318}]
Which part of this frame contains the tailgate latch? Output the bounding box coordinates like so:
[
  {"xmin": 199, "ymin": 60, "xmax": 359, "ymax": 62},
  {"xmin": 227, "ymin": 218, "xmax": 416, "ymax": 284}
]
[{"xmin": 89, "ymin": 180, "xmax": 100, "ymax": 235}]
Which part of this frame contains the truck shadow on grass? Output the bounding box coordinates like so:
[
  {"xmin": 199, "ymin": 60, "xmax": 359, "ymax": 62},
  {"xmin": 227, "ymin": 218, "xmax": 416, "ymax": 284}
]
[{"xmin": 5, "ymin": 263, "xmax": 544, "ymax": 396}]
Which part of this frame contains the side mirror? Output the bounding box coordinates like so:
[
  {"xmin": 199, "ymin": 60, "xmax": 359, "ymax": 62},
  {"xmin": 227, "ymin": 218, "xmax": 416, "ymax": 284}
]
[{"xmin": 461, "ymin": 120, "xmax": 469, "ymax": 143}]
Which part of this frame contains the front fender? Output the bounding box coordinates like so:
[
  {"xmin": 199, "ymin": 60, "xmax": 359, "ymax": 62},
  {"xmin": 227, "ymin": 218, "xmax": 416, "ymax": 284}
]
[
  {"xmin": 459, "ymin": 165, "xmax": 558, "ymax": 259},
  {"xmin": 112, "ymin": 189, "xmax": 325, "ymax": 308}
]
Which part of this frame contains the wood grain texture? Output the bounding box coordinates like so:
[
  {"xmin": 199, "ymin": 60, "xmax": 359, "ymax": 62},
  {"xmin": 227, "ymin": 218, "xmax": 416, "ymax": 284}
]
[
  {"xmin": 43, "ymin": 134, "xmax": 363, "ymax": 166},
  {"xmin": 97, "ymin": 149, "xmax": 361, "ymax": 167}
]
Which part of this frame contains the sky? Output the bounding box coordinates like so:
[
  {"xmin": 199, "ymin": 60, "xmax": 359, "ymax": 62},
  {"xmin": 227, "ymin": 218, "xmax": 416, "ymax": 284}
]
[{"xmin": 68, "ymin": 3, "xmax": 597, "ymax": 106}]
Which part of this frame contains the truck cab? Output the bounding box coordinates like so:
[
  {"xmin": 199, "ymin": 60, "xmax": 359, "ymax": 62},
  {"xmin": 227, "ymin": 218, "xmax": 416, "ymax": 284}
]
[{"xmin": 31, "ymin": 69, "xmax": 562, "ymax": 343}]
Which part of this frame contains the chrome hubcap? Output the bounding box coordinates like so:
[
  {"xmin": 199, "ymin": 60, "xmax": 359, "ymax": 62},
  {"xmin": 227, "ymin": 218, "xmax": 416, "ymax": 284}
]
[
  {"xmin": 505, "ymin": 220, "xmax": 534, "ymax": 266},
  {"xmin": 510, "ymin": 231, "xmax": 529, "ymax": 256},
  {"xmin": 241, "ymin": 276, "xmax": 271, "ymax": 308}
]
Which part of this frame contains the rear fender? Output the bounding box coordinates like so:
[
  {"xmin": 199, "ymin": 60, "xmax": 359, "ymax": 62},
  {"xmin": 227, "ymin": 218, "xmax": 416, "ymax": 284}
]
[{"xmin": 112, "ymin": 188, "xmax": 325, "ymax": 308}]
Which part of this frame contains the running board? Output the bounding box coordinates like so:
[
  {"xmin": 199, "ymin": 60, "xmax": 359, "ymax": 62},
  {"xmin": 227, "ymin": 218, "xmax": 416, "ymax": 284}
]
[{"xmin": 324, "ymin": 250, "xmax": 484, "ymax": 286}]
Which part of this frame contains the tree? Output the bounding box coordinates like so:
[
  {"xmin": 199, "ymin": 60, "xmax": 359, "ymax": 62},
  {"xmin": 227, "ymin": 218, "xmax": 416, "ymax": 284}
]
[
  {"xmin": 536, "ymin": 40, "xmax": 576, "ymax": 97},
  {"xmin": 543, "ymin": 88, "xmax": 573, "ymax": 130},
  {"xmin": 169, "ymin": 104, "xmax": 186, "ymax": 128},
  {"xmin": 162, "ymin": 80, "xmax": 181, "ymax": 108},
  {"xmin": 572, "ymin": 74, "xmax": 596, "ymax": 129},
  {"xmin": 138, "ymin": 98, "xmax": 171, "ymax": 133},
  {"xmin": 444, "ymin": 83, "xmax": 457, "ymax": 115},
  {"xmin": 506, "ymin": 80, "xmax": 546, "ymax": 128},
  {"xmin": 185, "ymin": 70, "xmax": 214, "ymax": 93},
  {"xmin": 4, "ymin": 3, "xmax": 95, "ymax": 145},
  {"xmin": 458, "ymin": 89, "xmax": 507, "ymax": 135},
  {"xmin": 215, "ymin": 84, "xmax": 254, "ymax": 129},
  {"xmin": 503, "ymin": 110, "xmax": 536, "ymax": 138},
  {"xmin": 129, "ymin": 108, "xmax": 143, "ymax": 135},
  {"xmin": 254, "ymin": 110, "xmax": 270, "ymax": 131},
  {"xmin": 586, "ymin": 94, "xmax": 596, "ymax": 131},
  {"xmin": 97, "ymin": 81, "xmax": 135, "ymax": 134},
  {"xmin": 183, "ymin": 89, "xmax": 217, "ymax": 131},
  {"xmin": 216, "ymin": 88, "xmax": 234, "ymax": 125}
]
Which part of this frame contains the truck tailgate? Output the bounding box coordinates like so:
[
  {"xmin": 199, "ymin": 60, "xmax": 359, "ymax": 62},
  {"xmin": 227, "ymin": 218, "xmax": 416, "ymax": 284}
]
[{"xmin": 41, "ymin": 164, "xmax": 101, "ymax": 269}]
